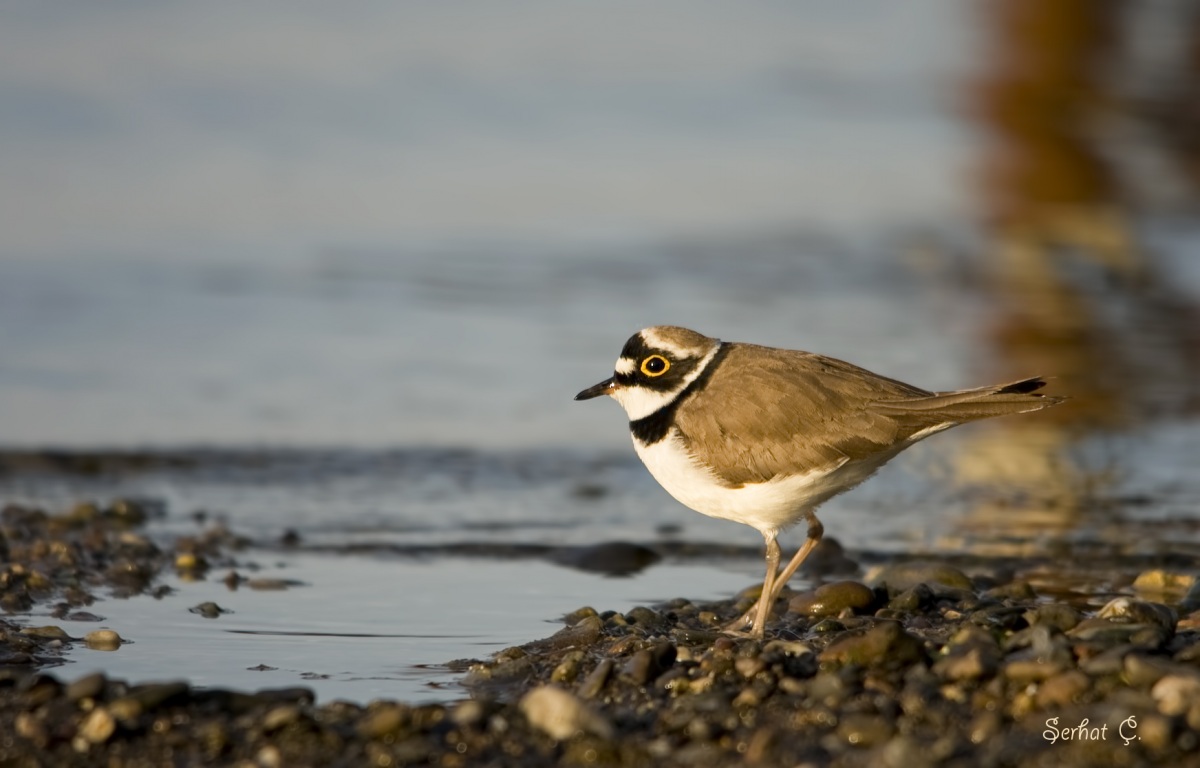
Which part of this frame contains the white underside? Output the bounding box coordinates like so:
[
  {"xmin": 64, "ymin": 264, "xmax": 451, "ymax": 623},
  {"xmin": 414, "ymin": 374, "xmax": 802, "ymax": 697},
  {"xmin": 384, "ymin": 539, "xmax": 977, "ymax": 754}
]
[{"xmin": 633, "ymin": 426, "xmax": 946, "ymax": 539}]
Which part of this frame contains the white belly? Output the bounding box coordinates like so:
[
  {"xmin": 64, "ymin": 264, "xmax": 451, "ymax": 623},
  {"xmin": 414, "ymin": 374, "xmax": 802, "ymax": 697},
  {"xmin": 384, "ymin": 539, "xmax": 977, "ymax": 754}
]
[{"xmin": 633, "ymin": 429, "xmax": 896, "ymax": 538}]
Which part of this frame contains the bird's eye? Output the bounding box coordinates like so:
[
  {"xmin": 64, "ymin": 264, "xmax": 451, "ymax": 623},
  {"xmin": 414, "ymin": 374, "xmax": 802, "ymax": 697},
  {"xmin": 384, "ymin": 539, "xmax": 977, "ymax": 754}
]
[{"xmin": 641, "ymin": 355, "xmax": 670, "ymax": 376}]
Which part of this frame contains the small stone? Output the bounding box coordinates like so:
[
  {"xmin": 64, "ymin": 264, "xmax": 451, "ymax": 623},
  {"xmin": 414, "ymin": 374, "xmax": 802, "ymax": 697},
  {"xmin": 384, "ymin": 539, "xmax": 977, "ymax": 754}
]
[
  {"xmin": 255, "ymin": 745, "xmax": 283, "ymax": 768},
  {"xmin": 524, "ymin": 616, "xmax": 603, "ymax": 654},
  {"xmin": 762, "ymin": 639, "xmax": 815, "ymax": 658},
  {"xmin": 887, "ymin": 584, "xmax": 933, "ymax": 613},
  {"xmin": 982, "ymin": 581, "xmax": 1036, "ymax": 601},
  {"xmin": 519, "ymin": 685, "xmax": 614, "ymax": 741},
  {"xmin": 837, "ymin": 713, "xmax": 895, "ymax": 747},
  {"xmin": 620, "ymin": 642, "xmax": 676, "ymax": 685},
  {"xmin": 78, "ymin": 708, "xmax": 116, "ymax": 744},
  {"xmin": 1133, "ymin": 569, "xmax": 1198, "ymax": 596},
  {"xmin": 810, "ymin": 618, "xmax": 845, "ymax": 634},
  {"xmin": 174, "ymin": 552, "xmax": 207, "ymax": 571},
  {"xmin": 189, "ymin": 602, "xmax": 229, "ymax": 619},
  {"xmin": 106, "ymin": 682, "xmax": 189, "ymax": 722},
  {"xmin": 551, "ymin": 651, "xmax": 585, "ymax": 684},
  {"xmin": 788, "ymin": 581, "xmax": 876, "ymax": 618},
  {"xmin": 554, "ymin": 542, "xmax": 660, "ymax": 576},
  {"xmin": 1027, "ymin": 603, "xmax": 1081, "ymax": 632},
  {"xmin": 261, "ymin": 705, "xmax": 302, "ymax": 731},
  {"xmin": 868, "ymin": 562, "xmax": 973, "ymax": 595},
  {"xmin": 1035, "ymin": 670, "xmax": 1090, "ymax": 708},
  {"xmin": 356, "ymin": 704, "xmax": 410, "ymax": 739},
  {"xmin": 562, "ymin": 606, "xmax": 599, "ymax": 625},
  {"xmin": 83, "ymin": 630, "xmax": 122, "ymax": 651},
  {"xmin": 735, "ymin": 656, "xmax": 766, "ymax": 679},
  {"xmin": 19, "ymin": 626, "xmax": 70, "ymax": 640},
  {"xmin": 1124, "ymin": 653, "xmax": 1189, "ymax": 689},
  {"xmin": 246, "ymin": 579, "xmax": 302, "ymax": 591},
  {"xmin": 1137, "ymin": 713, "xmax": 1175, "ymax": 751},
  {"xmin": 1151, "ymin": 673, "xmax": 1200, "ymax": 716},
  {"xmin": 968, "ymin": 711, "xmax": 1003, "ymax": 744},
  {"xmin": 65, "ymin": 673, "xmax": 107, "ymax": 703},
  {"xmin": 819, "ymin": 621, "xmax": 925, "ymax": 668},
  {"xmin": 450, "ymin": 700, "xmax": 486, "ymax": 728},
  {"xmin": 1096, "ymin": 597, "xmax": 1176, "ymax": 632},
  {"xmin": 577, "ymin": 658, "xmax": 614, "ymax": 699},
  {"xmin": 732, "ymin": 687, "xmax": 760, "ymax": 708},
  {"xmin": 933, "ymin": 646, "xmax": 998, "ymax": 682},
  {"xmin": 671, "ymin": 628, "xmax": 721, "ymax": 645},
  {"xmin": 623, "ymin": 606, "xmax": 671, "ymax": 633},
  {"xmin": 1003, "ymin": 659, "xmax": 1063, "ymax": 685},
  {"xmin": 1178, "ymin": 610, "xmax": 1200, "ymax": 631},
  {"xmin": 15, "ymin": 712, "xmax": 46, "ymax": 746},
  {"xmin": 108, "ymin": 698, "xmax": 143, "ymax": 723},
  {"xmin": 1079, "ymin": 645, "xmax": 1136, "ymax": 676},
  {"xmin": 1067, "ymin": 617, "xmax": 1167, "ymax": 648}
]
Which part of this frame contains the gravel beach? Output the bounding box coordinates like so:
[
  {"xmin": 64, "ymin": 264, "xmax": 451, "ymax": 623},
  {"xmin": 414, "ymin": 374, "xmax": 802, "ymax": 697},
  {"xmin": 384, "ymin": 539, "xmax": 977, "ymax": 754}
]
[{"xmin": 4, "ymin": 497, "xmax": 1200, "ymax": 767}]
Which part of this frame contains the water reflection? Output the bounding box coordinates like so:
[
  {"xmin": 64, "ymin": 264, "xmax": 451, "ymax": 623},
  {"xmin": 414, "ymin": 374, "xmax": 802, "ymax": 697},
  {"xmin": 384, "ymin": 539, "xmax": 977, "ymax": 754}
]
[{"xmin": 944, "ymin": 0, "xmax": 1200, "ymax": 551}]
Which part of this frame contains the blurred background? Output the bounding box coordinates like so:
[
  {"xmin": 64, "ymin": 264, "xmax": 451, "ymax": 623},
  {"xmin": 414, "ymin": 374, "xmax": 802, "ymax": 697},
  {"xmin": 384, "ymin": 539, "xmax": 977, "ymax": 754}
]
[
  {"xmin": 2, "ymin": 1, "xmax": 1197, "ymax": 450},
  {"xmin": 2, "ymin": 1, "xmax": 1200, "ymax": 701}
]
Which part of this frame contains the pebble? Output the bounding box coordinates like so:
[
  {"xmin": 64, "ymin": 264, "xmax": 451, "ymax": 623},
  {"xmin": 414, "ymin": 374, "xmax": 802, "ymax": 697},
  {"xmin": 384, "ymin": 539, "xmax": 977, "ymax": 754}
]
[
  {"xmin": 620, "ymin": 642, "xmax": 676, "ymax": 685},
  {"xmin": 1026, "ymin": 603, "xmax": 1081, "ymax": 632},
  {"xmin": 1003, "ymin": 658, "xmax": 1064, "ymax": 684},
  {"xmin": 868, "ymin": 562, "xmax": 974, "ymax": 595},
  {"xmin": 19, "ymin": 625, "xmax": 70, "ymax": 640},
  {"xmin": 819, "ymin": 621, "xmax": 925, "ymax": 668},
  {"xmin": 887, "ymin": 583, "xmax": 933, "ymax": 613},
  {"xmin": 355, "ymin": 704, "xmax": 410, "ymax": 740},
  {"xmin": 519, "ymin": 685, "xmax": 614, "ymax": 741},
  {"xmin": 78, "ymin": 707, "xmax": 116, "ymax": 744},
  {"xmin": 787, "ymin": 580, "xmax": 876, "ymax": 618},
  {"xmin": 83, "ymin": 630, "xmax": 122, "ymax": 651},
  {"xmin": 189, "ymin": 602, "xmax": 229, "ymax": 619},
  {"xmin": 577, "ymin": 658, "xmax": 614, "ymax": 699},
  {"xmin": 1096, "ymin": 597, "xmax": 1177, "ymax": 631},
  {"xmin": 1151, "ymin": 673, "xmax": 1200, "ymax": 716},
  {"xmin": 934, "ymin": 646, "xmax": 998, "ymax": 682},
  {"xmin": 65, "ymin": 672, "xmax": 107, "ymax": 703},
  {"xmin": 1034, "ymin": 670, "xmax": 1090, "ymax": 708},
  {"xmin": 1132, "ymin": 569, "xmax": 1198, "ymax": 596},
  {"xmin": 553, "ymin": 542, "xmax": 661, "ymax": 577},
  {"xmin": 838, "ymin": 713, "xmax": 896, "ymax": 747}
]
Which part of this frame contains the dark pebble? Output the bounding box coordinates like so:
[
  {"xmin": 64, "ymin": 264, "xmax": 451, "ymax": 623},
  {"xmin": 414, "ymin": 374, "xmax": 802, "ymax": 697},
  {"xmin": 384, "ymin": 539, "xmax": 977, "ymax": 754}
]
[
  {"xmin": 621, "ymin": 642, "xmax": 677, "ymax": 685},
  {"xmin": 189, "ymin": 602, "xmax": 230, "ymax": 619},
  {"xmin": 788, "ymin": 581, "xmax": 876, "ymax": 618},
  {"xmin": 819, "ymin": 621, "xmax": 925, "ymax": 669},
  {"xmin": 870, "ymin": 562, "xmax": 974, "ymax": 596}
]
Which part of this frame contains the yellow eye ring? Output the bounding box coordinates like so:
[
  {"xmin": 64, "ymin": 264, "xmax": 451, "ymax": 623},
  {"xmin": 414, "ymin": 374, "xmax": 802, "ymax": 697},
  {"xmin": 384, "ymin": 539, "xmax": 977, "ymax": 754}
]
[{"xmin": 640, "ymin": 355, "xmax": 670, "ymax": 377}]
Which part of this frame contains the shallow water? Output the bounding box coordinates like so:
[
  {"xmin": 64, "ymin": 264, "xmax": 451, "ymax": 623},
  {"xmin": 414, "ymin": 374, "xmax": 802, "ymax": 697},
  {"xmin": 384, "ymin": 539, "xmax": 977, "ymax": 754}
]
[
  {"xmin": 4, "ymin": 3, "xmax": 1200, "ymax": 703},
  {"xmin": 37, "ymin": 552, "xmax": 755, "ymax": 704}
]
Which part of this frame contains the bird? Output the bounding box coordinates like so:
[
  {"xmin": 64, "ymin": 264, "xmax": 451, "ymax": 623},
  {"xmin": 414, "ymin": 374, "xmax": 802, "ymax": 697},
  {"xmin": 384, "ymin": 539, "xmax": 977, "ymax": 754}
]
[{"xmin": 575, "ymin": 325, "xmax": 1064, "ymax": 638}]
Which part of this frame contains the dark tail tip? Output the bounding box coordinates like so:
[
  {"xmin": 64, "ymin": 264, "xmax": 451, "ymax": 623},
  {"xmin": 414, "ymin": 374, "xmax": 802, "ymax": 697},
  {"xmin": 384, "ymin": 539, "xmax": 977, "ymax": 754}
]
[{"xmin": 997, "ymin": 377, "xmax": 1048, "ymax": 395}]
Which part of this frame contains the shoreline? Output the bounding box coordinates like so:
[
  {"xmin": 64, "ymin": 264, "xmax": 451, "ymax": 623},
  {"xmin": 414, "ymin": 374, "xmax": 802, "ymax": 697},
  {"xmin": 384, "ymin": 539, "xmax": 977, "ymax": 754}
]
[{"xmin": 4, "ymin": 498, "xmax": 1200, "ymax": 766}]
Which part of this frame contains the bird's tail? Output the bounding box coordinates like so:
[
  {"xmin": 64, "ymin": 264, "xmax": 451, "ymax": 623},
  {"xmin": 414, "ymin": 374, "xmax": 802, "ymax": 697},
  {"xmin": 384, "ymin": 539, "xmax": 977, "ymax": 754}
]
[{"xmin": 874, "ymin": 377, "xmax": 1065, "ymax": 422}]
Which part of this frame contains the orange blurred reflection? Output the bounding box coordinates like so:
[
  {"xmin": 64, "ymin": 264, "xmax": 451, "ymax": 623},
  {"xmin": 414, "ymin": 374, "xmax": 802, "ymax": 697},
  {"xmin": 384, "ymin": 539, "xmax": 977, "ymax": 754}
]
[{"xmin": 941, "ymin": 0, "xmax": 1200, "ymax": 552}]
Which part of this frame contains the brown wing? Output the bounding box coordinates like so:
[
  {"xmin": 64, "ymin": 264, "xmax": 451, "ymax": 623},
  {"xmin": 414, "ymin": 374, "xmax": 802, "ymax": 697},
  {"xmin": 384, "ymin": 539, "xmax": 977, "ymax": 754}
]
[{"xmin": 673, "ymin": 343, "xmax": 937, "ymax": 486}]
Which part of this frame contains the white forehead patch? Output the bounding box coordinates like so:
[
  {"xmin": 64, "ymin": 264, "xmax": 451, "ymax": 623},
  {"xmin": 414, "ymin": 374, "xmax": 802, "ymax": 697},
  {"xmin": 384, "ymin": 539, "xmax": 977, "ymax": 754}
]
[{"xmin": 614, "ymin": 357, "xmax": 636, "ymax": 375}]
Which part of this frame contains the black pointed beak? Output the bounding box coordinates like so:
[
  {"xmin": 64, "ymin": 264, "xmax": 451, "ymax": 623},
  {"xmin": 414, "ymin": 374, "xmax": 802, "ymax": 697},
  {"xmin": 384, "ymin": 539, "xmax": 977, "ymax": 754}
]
[{"xmin": 575, "ymin": 377, "xmax": 616, "ymax": 401}]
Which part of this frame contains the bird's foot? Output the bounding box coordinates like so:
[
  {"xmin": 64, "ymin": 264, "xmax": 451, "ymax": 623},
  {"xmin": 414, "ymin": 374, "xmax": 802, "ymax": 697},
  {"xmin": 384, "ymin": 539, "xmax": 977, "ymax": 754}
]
[{"xmin": 720, "ymin": 611, "xmax": 764, "ymax": 639}]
